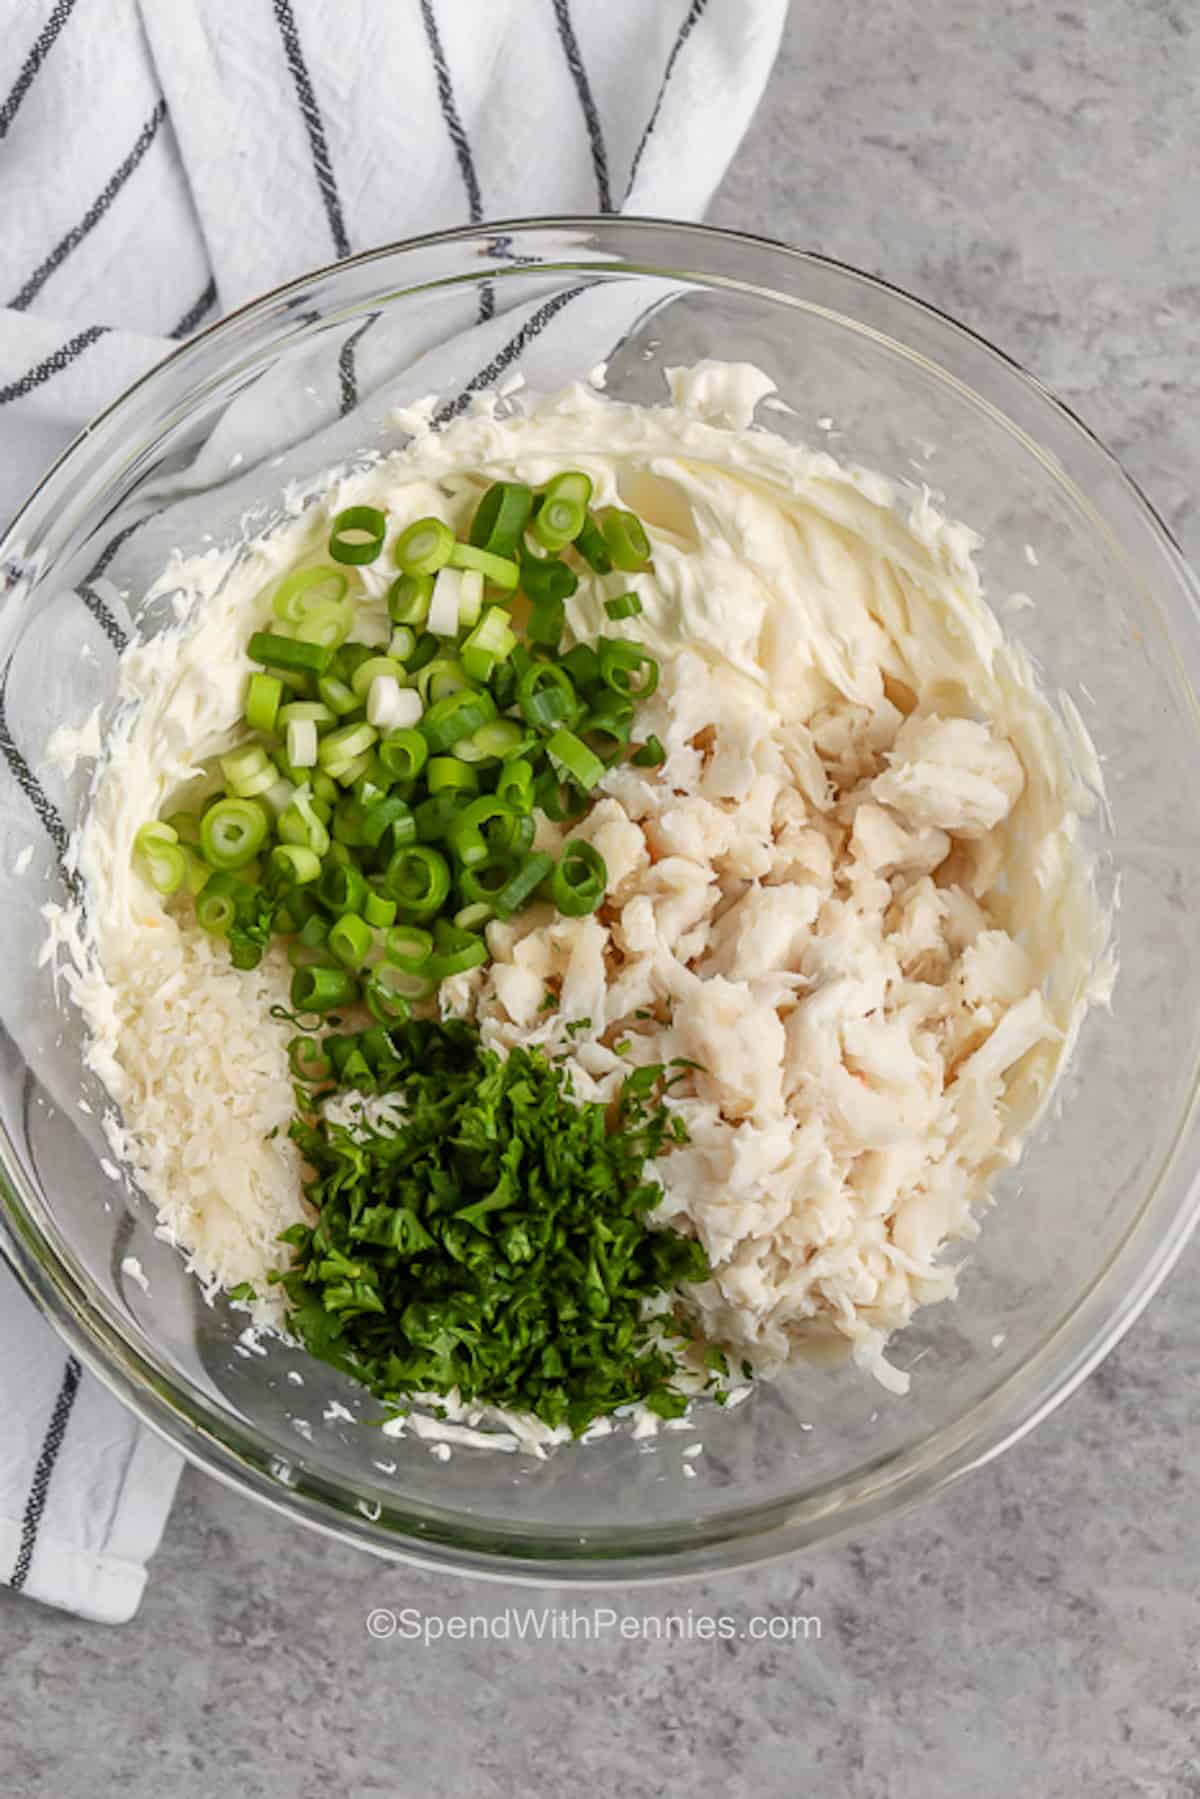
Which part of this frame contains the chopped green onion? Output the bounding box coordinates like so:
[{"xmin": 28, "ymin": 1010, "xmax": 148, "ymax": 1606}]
[
  {"xmin": 329, "ymin": 505, "xmax": 387, "ymax": 566},
  {"xmin": 574, "ymin": 514, "xmax": 613, "ymax": 574},
  {"xmin": 195, "ymin": 870, "xmax": 242, "ymax": 935},
  {"xmin": 493, "ymin": 851, "xmax": 554, "ymax": 918},
  {"xmin": 427, "ymin": 756, "xmax": 480, "ymax": 795},
  {"xmin": 364, "ymin": 971, "xmax": 414, "ymax": 1024},
  {"xmin": 245, "ymin": 672, "xmax": 283, "ymax": 735},
  {"xmin": 387, "ymin": 572, "xmax": 434, "ymax": 626},
  {"xmin": 447, "ymin": 542, "xmax": 520, "ymax": 588},
  {"xmin": 531, "ymin": 471, "xmax": 592, "ymax": 553},
  {"xmin": 457, "ymin": 568, "xmax": 484, "ymax": 630},
  {"xmin": 598, "ymin": 638, "xmax": 659, "ymax": 699},
  {"xmin": 278, "ymin": 787, "xmax": 331, "ymax": 857},
  {"xmin": 421, "ymin": 687, "xmax": 496, "ymax": 753},
  {"xmin": 288, "ymin": 1035, "xmax": 332, "ymax": 1083},
  {"xmin": 182, "ymin": 847, "xmax": 211, "ymax": 895},
  {"xmin": 286, "ymin": 719, "xmax": 318, "ymax": 767},
  {"xmin": 600, "ymin": 509, "xmax": 651, "ymax": 571},
  {"xmin": 424, "ymin": 918, "xmax": 487, "ymax": 980},
  {"xmin": 328, "ymin": 911, "xmax": 374, "ymax": 968},
  {"xmin": 200, "ymin": 797, "xmax": 269, "ymax": 869},
  {"xmin": 220, "ymin": 743, "xmax": 277, "ymax": 798},
  {"xmin": 469, "ymin": 481, "xmax": 533, "ymax": 559},
  {"xmin": 519, "ymin": 550, "xmax": 578, "ymax": 607},
  {"xmin": 385, "ymin": 925, "xmax": 433, "ymax": 971},
  {"xmin": 350, "ymin": 655, "xmax": 406, "ymax": 701},
  {"xmin": 604, "ymin": 592, "xmax": 643, "ymax": 621},
  {"xmin": 580, "ymin": 693, "xmax": 634, "ymax": 763},
  {"xmin": 446, "ymin": 795, "xmax": 522, "ymax": 868},
  {"xmin": 526, "ymin": 600, "xmax": 565, "ymax": 651},
  {"xmin": 413, "ymin": 793, "xmax": 461, "ymax": 842},
  {"xmin": 318, "ymin": 721, "xmax": 378, "ymax": 770},
  {"xmin": 378, "ymin": 729, "xmax": 428, "ymax": 782},
  {"xmin": 551, "ymin": 841, "xmax": 607, "ymax": 916},
  {"xmin": 560, "ymin": 643, "xmax": 600, "ymax": 690},
  {"xmin": 405, "ymin": 631, "xmax": 439, "ymax": 677},
  {"xmin": 454, "ymin": 901, "xmax": 494, "ymax": 932},
  {"xmin": 517, "ymin": 662, "xmax": 579, "ymax": 732},
  {"xmin": 269, "ymin": 843, "xmax": 321, "ymax": 886},
  {"xmin": 295, "ymin": 600, "xmax": 353, "ymax": 650},
  {"xmin": 360, "ymin": 796, "xmax": 416, "ymax": 851},
  {"xmin": 631, "ymin": 734, "xmax": 666, "ymax": 768},
  {"xmin": 272, "ymin": 565, "xmax": 350, "ymax": 625},
  {"xmin": 363, "ymin": 888, "xmax": 397, "ymax": 929},
  {"xmin": 367, "ymin": 676, "xmax": 423, "ymax": 734},
  {"xmin": 319, "ymin": 859, "xmax": 369, "ymax": 916},
  {"xmin": 427, "ymin": 566, "xmax": 462, "ymax": 636},
  {"xmin": 545, "ymin": 728, "xmax": 606, "ymax": 792},
  {"xmin": 278, "ymin": 700, "xmax": 336, "ymax": 730},
  {"xmin": 460, "ymin": 605, "xmax": 518, "ymax": 683},
  {"xmin": 495, "ymin": 757, "xmax": 535, "ymax": 813},
  {"xmin": 394, "ymin": 516, "xmax": 454, "ymax": 576},
  {"xmin": 291, "ymin": 965, "xmax": 360, "ymax": 1012},
  {"xmin": 418, "ymin": 657, "xmax": 469, "ymax": 704},
  {"xmin": 315, "ymin": 675, "xmax": 359, "ymax": 718},
  {"xmin": 247, "ymin": 631, "xmax": 334, "ymax": 677},
  {"xmin": 388, "ymin": 625, "xmax": 417, "ymax": 662},
  {"xmin": 331, "ymin": 750, "xmax": 374, "ymax": 788},
  {"xmin": 134, "ymin": 823, "xmax": 186, "ymax": 895},
  {"xmin": 384, "ymin": 845, "xmax": 452, "ymax": 918},
  {"xmin": 456, "ymin": 718, "xmax": 525, "ymax": 763}
]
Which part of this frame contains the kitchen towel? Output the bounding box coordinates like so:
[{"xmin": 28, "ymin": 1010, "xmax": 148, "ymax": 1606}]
[{"xmin": 0, "ymin": 0, "xmax": 786, "ymax": 1623}]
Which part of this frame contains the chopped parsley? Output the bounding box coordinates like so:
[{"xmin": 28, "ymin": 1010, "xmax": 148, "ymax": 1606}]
[{"xmin": 276, "ymin": 1018, "xmax": 709, "ymax": 1435}]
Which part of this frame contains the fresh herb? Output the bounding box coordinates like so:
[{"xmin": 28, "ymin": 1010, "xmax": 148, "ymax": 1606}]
[
  {"xmin": 539, "ymin": 991, "xmax": 559, "ymax": 1012},
  {"xmin": 276, "ymin": 1020, "xmax": 706, "ymax": 1434},
  {"xmin": 228, "ymin": 1282, "xmax": 257, "ymax": 1303},
  {"xmin": 564, "ymin": 1016, "xmax": 592, "ymax": 1038}
]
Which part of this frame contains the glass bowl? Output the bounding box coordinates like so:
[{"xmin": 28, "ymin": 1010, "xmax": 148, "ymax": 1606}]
[{"xmin": 2, "ymin": 218, "xmax": 1199, "ymax": 1584}]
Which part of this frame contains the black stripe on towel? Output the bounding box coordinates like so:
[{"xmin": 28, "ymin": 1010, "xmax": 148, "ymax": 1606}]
[
  {"xmin": 551, "ymin": 0, "xmax": 612, "ymax": 211},
  {"xmin": 272, "ymin": 0, "xmax": 351, "ymax": 260},
  {"xmin": 0, "ymin": 673, "xmax": 74, "ymax": 876},
  {"xmin": 419, "ymin": 0, "xmax": 493, "ymax": 322},
  {"xmin": 0, "ymin": 0, "xmax": 80, "ymax": 142},
  {"xmin": 624, "ymin": 0, "xmax": 710, "ymax": 202},
  {"xmin": 10, "ymin": 100, "xmax": 168, "ymax": 312},
  {"xmin": 435, "ymin": 286, "xmax": 584, "ymax": 426},
  {"xmin": 0, "ymin": 325, "xmax": 108, "ymax": 405},
  {"xmin": 338, "ymin": 314, "xmax": 377, "ymax": 418},
  {"xmin": 169, "ymin": 277, "xmax": 219, "ymax": 341},
  {"xmin": 76, "ymin": 584, "xmax": 128, "ymax": 653},
  {"xmin": 9, "ymin": 1356, "xmax": 82, "ymax": 1591},
  {"xmin": 419, "ymin": 0, "xmax": 483, "ymax": 221}
]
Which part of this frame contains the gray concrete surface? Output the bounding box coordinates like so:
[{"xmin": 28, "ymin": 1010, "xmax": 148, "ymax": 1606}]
[{"xmin": 4, "ymin": 5, "xmax": 1199, "ymax": 1795}]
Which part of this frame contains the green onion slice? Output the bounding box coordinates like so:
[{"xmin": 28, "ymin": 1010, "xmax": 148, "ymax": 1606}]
[
  {"xmin": 551, "ymin": 841, "xmax": 607, "ymax": 916},
  {"xmin": 600, "ymin": 509, "xmax": 651, "ymax": 571},
  {"xmin": 384, "ymin": 845, "xmax": 452, "ymax": 918},
  {"xmin": 468, "ymin": 481, "xmax": 533, "ymax": 559},
  {"xmin": 291, "ymin": 965, "xmax": 360, "ymax": 1012},
  {"xmin": 272, "ymin": 565, "xmax": 349, "ymax": 624},
  {"xmin": 394, "ymin": 516, "xmax": 454, "ymax": 576},
  {"xmin": 329, "ymin": 505, "xmax": 387, "ymax": 566},
  {"xmin": 200, "ymin": 798, "xmax": 268, "ymax": 870},
  {"xmin": 447, "ymin": 542, "xmax": 520, "ymax": 589}
]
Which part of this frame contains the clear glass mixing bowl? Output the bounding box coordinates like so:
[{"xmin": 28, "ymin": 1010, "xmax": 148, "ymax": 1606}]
[{"xmin": 2, "ymin": 219, "xmax": 1198, "ymax": 1582}]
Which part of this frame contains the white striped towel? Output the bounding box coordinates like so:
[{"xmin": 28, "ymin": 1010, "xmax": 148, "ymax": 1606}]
[{"xmin": 0, "ymin": 0, "xmax": 786, "ymax": 1621}]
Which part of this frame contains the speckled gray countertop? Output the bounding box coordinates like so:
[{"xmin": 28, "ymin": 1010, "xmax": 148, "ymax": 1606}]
[{"xmin": 4, "ymin": 6, "xmax": 1199, "ymax": 1795}]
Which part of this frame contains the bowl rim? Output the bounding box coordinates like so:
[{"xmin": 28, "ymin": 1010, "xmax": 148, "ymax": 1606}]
[{"xmin": 3, "ymin": 212, "xmax": 1199, "ymax": 1584}]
